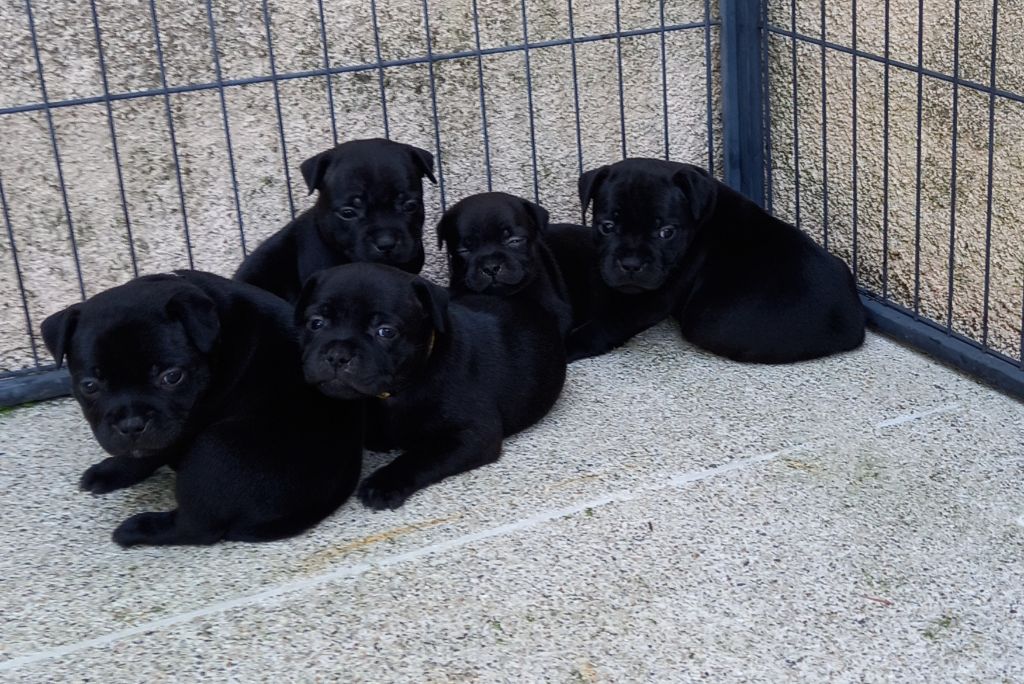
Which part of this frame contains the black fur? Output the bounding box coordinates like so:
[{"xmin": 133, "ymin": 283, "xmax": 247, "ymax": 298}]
[
  {"xmin": 41, "ymin": 272, "xmax": 362, "ymax": 547},
  {"xmin": 296, "ymin": 263, "xmax": 566, "ymax": 510},
  {"xmin": 437, "ymin": 191, "xmax": 573, "ymax": 339},
  {"xmin": 235, "ymin": 138, "xmax": 437, "ymax": 302},
  {"xmin": 551, "ymin": 158, "xmax": 865, "ymax": 363}
]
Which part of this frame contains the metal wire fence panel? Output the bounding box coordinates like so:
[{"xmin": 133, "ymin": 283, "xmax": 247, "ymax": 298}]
[
  {"xmin": 11, "ymin": 1, "xmax": 1018, "ymax": 404},
  {"xmin": 0, "ymin": 0, "xmax": 723, "ymax": 403},
  {"xmin": 763, "ymin": 0, "xmax": 1024, "ymax": 396}
]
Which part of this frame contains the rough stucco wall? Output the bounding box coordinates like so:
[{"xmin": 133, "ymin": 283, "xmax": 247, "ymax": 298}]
[
  {"xmin": 0, "ymin": 0, "xmax": 721, "ymax": 374},
  {"xmin": 767, "ymin": 0, "xmax": 1024, "ymax": 362}
]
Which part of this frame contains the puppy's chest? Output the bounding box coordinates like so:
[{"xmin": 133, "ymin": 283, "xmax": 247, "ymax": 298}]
[{"xmin": 365, "ymin": 394, "xmax": 439, "ymax": 448}]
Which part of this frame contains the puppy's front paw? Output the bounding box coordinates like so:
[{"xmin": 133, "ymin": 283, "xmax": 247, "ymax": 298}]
[
  {"xmin": 80, "ymin": 457, "xmax": 149, "ymax": 494},
  {"xmin": 358, "ymin": 467, "xmax": 416, "ymax": 511},
  {"xmin": 112, "ymin": 511, "xmax": 176, "ymax": 547}
]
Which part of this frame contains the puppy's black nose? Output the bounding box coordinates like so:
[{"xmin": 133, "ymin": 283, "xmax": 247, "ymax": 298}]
[
  {"xmin": 325, "ymin": 345, "xmax": 352, "ymax": 368},
  {"xmin": 616, "ymin": 256, "xmax": 646, "ymax": 273},
  {"xmin": 115, "ymin": 416, "xmax": 148, "ymax": 436},
  {"xmin": 373, "ymin": 234, "xmax": 397, "ymax": 253},
  {"xmin": 481, "ymin": 261, "xmax": 502, "ymax": 277}
]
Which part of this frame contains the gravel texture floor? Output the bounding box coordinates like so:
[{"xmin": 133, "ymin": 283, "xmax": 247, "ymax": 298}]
[{"xmin": 0, "ymin": 325, "xmax": 1022, "ymax": 682}]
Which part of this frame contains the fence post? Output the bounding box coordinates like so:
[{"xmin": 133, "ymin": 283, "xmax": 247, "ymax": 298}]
[{"xmin": 720, "ymin": 0, "xmax": 766, "ymax": 206}]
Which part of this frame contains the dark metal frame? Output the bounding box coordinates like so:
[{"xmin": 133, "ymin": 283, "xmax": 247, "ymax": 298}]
[{"xmin": 2, "ymin": 0, "xmax": 1022, "ymax": 406}]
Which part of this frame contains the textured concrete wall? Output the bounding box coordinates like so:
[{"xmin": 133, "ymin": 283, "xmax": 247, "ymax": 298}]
[
  {"xmin": 766, "ymin": 0, "xmax": 1024, "ymax": 362},
  {"xmin": 0, "ymin": 0, "xmax": 721, "ymax": 373}
]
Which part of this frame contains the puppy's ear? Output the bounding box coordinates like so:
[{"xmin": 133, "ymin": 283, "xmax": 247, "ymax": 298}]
[
  {"xmin": 411, "ymin": 278, "xmax": 449, "ymax": 335},
  {"xmin": 294, "ymin": 271, "xmax": 322, "ymax": 327},
  {"xmin": 435, "ymin": 211, "xmax": 455, "ymax": 250},
  {"xmin": 672, "ymin": 164, "xmax": 718, "ymax": 223},
  {"xmin": 166, "ymin": 288, "xmax": 220, "ymax": 354},
  {"xmin": 300, "ymin": 148, "xmax": 333, "ymax": 196},
  {"xmin": 521, "ymin": 198, "xmax": 550, "ymax": 234},
  {"xmin": 578, "ymin": 165, "xmax": 610, "ymax": 216},
  {"xmin": 41, "ymin": 304, "xmax": 81, "ymax": 369},
  {"xmin": 406, "ymin": 144, "xmax": 437, "ymax": 185}
]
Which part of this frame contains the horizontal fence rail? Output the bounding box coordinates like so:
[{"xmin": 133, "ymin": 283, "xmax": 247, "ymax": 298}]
[{"xmin": 0, "ymin": 1, "xmax": 722, "ymax": 406}]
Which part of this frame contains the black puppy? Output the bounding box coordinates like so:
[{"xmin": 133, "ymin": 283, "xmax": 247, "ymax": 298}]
[
  {"xmin": 41, "ymin": 271, "xmax": 362, "ymax": 547},
  {"xmin": 549, "ymin": 158, "xmax": 865, "ymax": 363},
  {"xmin": 436, "ymin": 191, "xmax": 573, "ymax": 338},
  {"xmin": 296, "ymin": 263, "xmax": 566, "ymax": 510},
  {"xmin": 235, "ymin": 138, "xmax": 437, "ymax": 302}
]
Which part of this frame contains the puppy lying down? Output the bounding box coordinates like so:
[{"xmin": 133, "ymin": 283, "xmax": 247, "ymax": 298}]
[
  {"xmin": 41, "ymin": 271, "xmax": 362, "ymax": 547},
  {"xmin": 437, "ymin": 191, "xmax": 573, "ymax": 340},
  {"xmin": 551, "ymin": 158, "xmax": 865, "ymax": 363},
  {"xmin": 296, "ymin": 263, "xmax": 567, "ymax": 510}
]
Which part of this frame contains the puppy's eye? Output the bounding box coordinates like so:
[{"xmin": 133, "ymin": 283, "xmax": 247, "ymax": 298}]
[
  {"xmin": 376, "ymin": 326, "xmax": 397, "ymax": 339},
  {"xmin": 597, "ymin": 220, "xmax": 615, "ymax": 236},
  {"xmin": 336, "ymin": 207, "xmax": 358, "ymax": 220},
  {"xmin": 658, "ymin": 226, "xmax": 677, "ymax": 240},
  {"xmin": 79, "ymin": 378, "xmax": 100, "ymax": 395},
  {"xmin": 401, "ymin": 199, "xmax": 419, "ymax": 213},
  {"xmin": 160, "ymin": 368, "xmax": 184, "ymax": 386},
  {"xmin": 456, "ymin": 248, "xmax": 471, "ymax": 257},
  {"xmin": 308, "ymin": 315, "xmax": 326, "ymax": 331},
  {"xmin": 504, "ymin": 236, "xmax": 526, "ymax": 247}
]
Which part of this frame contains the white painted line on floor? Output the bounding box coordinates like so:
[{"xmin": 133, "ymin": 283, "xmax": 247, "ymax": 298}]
[
  {"xmin": 873, "ymin": 403, "xmax": 961, "ymax": 429},
  {"xmin": 0, "ymin": 442, "xmax": 811, "ymax": 673}
]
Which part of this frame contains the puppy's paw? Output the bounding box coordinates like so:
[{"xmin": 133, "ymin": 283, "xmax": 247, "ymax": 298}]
[
  {"xmin": 112, "ymin": 511, "xmax": 176, "ymax": 547},
  {"xmin": 80, "ymin": 457, "xmax": 150, "ymax": 494},
  {"xmin": 357, "ymin": 468, "xmax": 416, "ymax": 511}
]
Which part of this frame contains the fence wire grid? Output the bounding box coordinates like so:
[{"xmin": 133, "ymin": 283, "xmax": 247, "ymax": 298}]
[{"xmin": 1, "ymin": 0, "xmax": 1022, "ymax": 404}]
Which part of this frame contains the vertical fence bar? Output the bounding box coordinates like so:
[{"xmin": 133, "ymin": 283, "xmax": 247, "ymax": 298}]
[
  {"xmin": 204, "ymin": 0, "xmax": 247, "ymax": 256},
  {"xmin": 720, "ymin": 0, "xmax": 765, "ymax": 205},
  {"xmin": 881, "ymin": 0, "xmax": 891, "ymax": 297},
  {"xmin": 981, "ymin": 0, "xmax": 999, "ymax": 347},
  {"xmin": 261, "ymin": 0, "xmax": 296, "ymax": 219},
  {"xmin": 470, "ymin": 0, "xmax": 493, "ymax": 190},
  {"xmin": 761, "ymin": 0, "xmax": 774, "ymax": 213},
  {"xmin": 850, "ymin": 0, "xmax": 859, "ymax": 277},
  {"xmin": 945, "ymin": 0, "xmax": 961, "ymax": 330},
  {"xmin": 566, "ymin": 0, "xmax": 585, "ymax": 222},
  {"xmin": 315, "ymin": 0, "xmax": 339, "ymax": 146},
  {"xmin": 659, "ymin": 0, "xmax": 670, "ymax": 160},
  {"xmin": 24, "ymin": 0, "xmax": 86, "ymax": 300},
  {"xmin": 519, "ymin": 0, "xmax": 540, "ymax": 203},
  {"xmin": 419, "ymin": 0, "xmax": 447, "ymax": 209},
  {"xmin": 703, "ymin": 0, "xmax": 715, "ymax": 174},
  {"xmin": 1019, "ymin": 295, "xmax": 1024, "ymax": 368},
  {"xmin": 912, "ymin": 0, "xmax": 924, "ymax": 314},
  {"xmin": 788, "ymin": 0, "xmax": 801, "ymax": 225},
  {"xmin": 0, "ymin": 173, "xmax": 39, "ymax": 366},
  {"xmin": 369, "ymin": 0, "xmax": 391, "ymax": 138},
  {"xmin": 149, "ymin": 0, "xmax": 194, "ymax": 269},
  {"xmin": 818, "ymin": 0, "xmax": 829, "ymax": 250},
  {"xmin": 88, "ymin": 0, "xmax": 138, "ymax": 278},
  {"xmin": 613, "ymin": 0, "xmax": 627, "ymax": 159}
]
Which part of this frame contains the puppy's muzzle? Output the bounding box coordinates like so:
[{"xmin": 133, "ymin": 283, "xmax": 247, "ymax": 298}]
[
  {"xmin": 615, "ymin": 255, "xmax": 649, "ymax": 274},
  {"xmin": 114, "ymin": 415, "xmax": 151, "ymax": 437},
  {"xmin": 372, "ymin": 232, "xmax": 399, "ymax": 255},
  {"xmin": 324, "ymin": 341, "xmax": 354, "ymax": 369}
]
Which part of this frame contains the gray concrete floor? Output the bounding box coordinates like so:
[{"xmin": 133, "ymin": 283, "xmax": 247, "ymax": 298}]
[{"xmin": 0, "ymin": 324, "xmax": 1021, "ymax": 682}]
